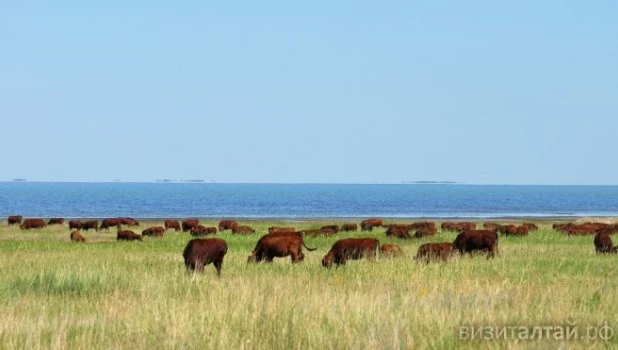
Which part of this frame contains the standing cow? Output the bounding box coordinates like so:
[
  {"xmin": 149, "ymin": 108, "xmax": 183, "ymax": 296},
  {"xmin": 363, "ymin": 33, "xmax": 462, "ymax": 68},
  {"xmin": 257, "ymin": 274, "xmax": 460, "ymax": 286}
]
[
  {"xmin": 8, "ymin": 215, "xmax": 23, "ymax": 225},
  {"xmin": 453, "ymin": 230, "xmax": 498, "ymax": 259},
  {"xmin": 248, "ymin": 232, "xmax": 317, "ymax": 263},
  {"xmin": 183, "ymin": 238, "xmax": 228, "ymax": 276},
  {"xmin": 164, "ymin": 220, "xmax": 181, "ymax": 232},
  {"xmin": 20, "ymin": 219, "xmax": 47, "ymax": 230}
]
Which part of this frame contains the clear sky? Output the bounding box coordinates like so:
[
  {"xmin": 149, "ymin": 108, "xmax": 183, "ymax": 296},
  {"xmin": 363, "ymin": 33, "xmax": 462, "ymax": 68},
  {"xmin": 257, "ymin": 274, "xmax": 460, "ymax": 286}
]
[{"xmin": 1, "ymin": 1, "xmax": 616, "ymax": 184}]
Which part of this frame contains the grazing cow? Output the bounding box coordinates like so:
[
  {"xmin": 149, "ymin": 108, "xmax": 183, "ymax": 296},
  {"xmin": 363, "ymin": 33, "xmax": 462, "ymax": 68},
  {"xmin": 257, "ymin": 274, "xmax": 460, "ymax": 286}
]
[
  {"xmin": 483, "ymin": 223, "xmax": 502, "ymax": 230},
  {"xmin": 341, "ymin": 223, "xmax": 358, "ymax": 232},
  {"xmin": 218, "ymin": 220, "xmax": 238, "ymax": 231},
  {"xmin": 81, "ymin": 220, "xmax": 99, "ymax": 231},
  {"xmin": 248, "ymin": 232, "xmax": 317, "ymax": 263},
  {"xmin": 8, "ymin": 215, "xmax": 23, "ymax": 225},
  {"xmin": 361, "ymin": 218, "xmax": 383, "ymax": 231},
  {"xmin": 298, "ymin": 229, "xmax": 325, "ymax": 237},
  {"xmin": 20, "ymin": 219, "xmax": 47, "ymax": 230},
  {"xmin": 380, "ymin": 243, "xmax": 404, "ymax": 257},
  {"xmin": 321, "ymin": 225, "xmax": 340, "ymax": 233},
  {"xmin": 70, "ymin": 231, "xmax": 86, "ymax": 242},
  {"xmin": 182, "ymin": 218, "xmax": 200, "ymax": 232},
  {"xmin": 183, "ymin": 238, "xmax": 228, "ymax": 276},
  {"xmin": 190, "ymin": 225, "xmax": 217, "ymax": 236},
  {"xmin": 119, "ymin": 217, "xmax": 139, "ymax": 226},
  {"xmin": 117, "ymin": 229, "xmax": 142, "ymax": 241},
  {"xmin": 441, "ymin": 222, "xmax": 476, "ymax": 232},
  {"xmin": 521, "ymin": 223, "xmax": 539, "ymax": 231},
  {"xmin": 415, "ymin": 242, "xmax": 455, "ymax": 263},
  {"xmin": 453, "ymin": 230, "xmax": 498, "ymax": 259},
  {"xmin": 164, "ymin": 220, "xmax": 181, "ymax": 232},
  {"xmin": 142, "ymin": 226, "xmax": 165, "ymax": 237},
  {"xmin": 322, "ymin": 238, "xmax": 380, "ymax": 268},
  {"xmin": 47, "ymin": 218, "xmax": 65, "ymax": 225},
  {"xmin": 594, "ymin": 232, "xmax": 617, "ymax": 254},
  {"xmin": 499, "ymin": 225, "xmax": 529, "ymax": 236},
  {"xmin": 555, "ymin": 222, "xmax": 608, "ymax": 236},
  {"xmin": 232, "ymin": 225, "xmax": 256, "ymax": 234},
  {"xmin": 68, "ymin": 219, "xmax": 82, "ymax": 230},
  {"xmin": 100, "ymin": 218, "xmax": 121, "ymax": 230},
  {"xmin": 386, "ymin": 226, "xmax": 412, "ymax": 239},
  {"xmin": 414, "ymin": 226, "xmax": 438, "ymax": 238},
  {"xmin": 268, "ymin": 226, "xmax": 296, "ymax": 234}
]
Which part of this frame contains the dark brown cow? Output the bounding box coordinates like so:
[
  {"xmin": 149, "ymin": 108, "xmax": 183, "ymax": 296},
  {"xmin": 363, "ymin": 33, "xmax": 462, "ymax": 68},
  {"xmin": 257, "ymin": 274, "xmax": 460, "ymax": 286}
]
[
  {"xmin": 190, "ymin": 225, "xmax": 217, "ymax": 236},
  {"xmin": 483, "ymin": 223, "xmax": 502, "ymax": 230},
  {"xmin": 521, "ymin": 223, "xmax": 539, "ymax": 231},
  {"xmin": 142, "ymin": 226, "xmax": 165, "ymax": 237},
  {"xmin": 81, "ymin": 220, "xmax": 99, "ymax": 231},
  {"xmin": 414, "ymin": 226, "xmax": 438, "ymax": 238},
  {"xmin": 218, "ymin": 220, "xmax": 238, "ymax": 231},
  {"xmin": 20, "ymin": 218, "xmax": 47, "ymax": 230},
  {"xmin": 322, "ymin": 238, "xmax": 380, "ymax": 268},
  {"xmin": 182, "ymin": 218, "xmax": 200, "ymax": 232},
  {"xmin": 594, "ymin": 232, "xmax": 617, "ymax": 254},
  {"xmin": 70, "ymin": 231, "xmax": 86, "ymax": 242},
  {"xmin": 183, "ymin": 238, "xmax": 228, "ymax": 276},
  {"xmin": 555, "ymin": 222, "xmax": 609, "ymax": 236},
  {"xmin": 321, "ymin": 225, "xmax": 340, "ymax": 233},
  {"xmin": 341, "ymin": 223, "xmax": 358, "ymax": 232},
  {"xmin": 8, "ymin": 215, "xmax": 23, "ymax": 225},
  {"xmin": 47, "ymin": 218, "xmax": 65, "ymax": 225},
  {"xmin": 164, "ymin": 220, "xmax": 181, "ymax": 232},
  {"xmin": 119, "ymin": 217, "xmax": 140, "ymax": 226},
  {"xmin": 248, "ymin": 232, "xmax": 317, "ymax": 263},
  {"xmin": 232, "ymin": 225, "xmax": 256, "ymax": 234},
  {"xmin": 385, "ymin": 226, "xmax": 412, "ymax": 239},
  {"xmin": 415, "ymin": 242, "xmax": 455, "ymax": 263},
  {"xmin": 360, "ymin": 218, "xmax": 383, "ymax": 231},
  {"xmin": 100, "ymin": 218, "xmax": 121, "ymax": 230},
  {"xmin": 409, "ymin": 222, "xmax": 436, "ymax": 231},
  {"xmin": 117, "ymin": 230, "xmax": 142, "ymax": 241},
  {"xmin": 453, "ymin": 229, "xmax": 498, "ymax": 259},
  {"xmin": 68, "ymin": 219, "xmax": 82, "ymax": 230},
  {"xmin": 380, "ymin": 243, "xmax": 404, "ymax": 257},
  {"xmin": 268, "ymin": 226, "xmax": 296, "ymax": 234}
]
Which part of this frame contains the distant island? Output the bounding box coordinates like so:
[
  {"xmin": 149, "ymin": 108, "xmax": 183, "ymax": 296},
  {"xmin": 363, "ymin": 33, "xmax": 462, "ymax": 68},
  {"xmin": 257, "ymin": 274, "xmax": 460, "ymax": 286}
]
[{"xmin": 12, "ymin": 178, "xmax": 27, "ymax": 182}]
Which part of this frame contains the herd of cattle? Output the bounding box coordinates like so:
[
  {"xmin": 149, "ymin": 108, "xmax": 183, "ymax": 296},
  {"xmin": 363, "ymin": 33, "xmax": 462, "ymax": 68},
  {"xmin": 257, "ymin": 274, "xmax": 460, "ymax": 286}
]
[{"xmin": 5, "ymin": 215, "xmax": 618, "ymax": 276}]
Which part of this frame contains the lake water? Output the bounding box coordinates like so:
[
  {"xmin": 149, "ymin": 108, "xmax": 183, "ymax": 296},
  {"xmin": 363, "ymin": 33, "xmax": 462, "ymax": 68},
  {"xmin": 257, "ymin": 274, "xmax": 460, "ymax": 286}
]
[{"xmin": 1, "ymin": 182, "xmax": 618, "ymax": 219}]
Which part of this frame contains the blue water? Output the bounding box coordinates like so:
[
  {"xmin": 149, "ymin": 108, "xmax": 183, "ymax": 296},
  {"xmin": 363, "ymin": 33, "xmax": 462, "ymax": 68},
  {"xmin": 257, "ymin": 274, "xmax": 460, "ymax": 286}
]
[{"xmin": 1, "ymin": 182, "xmax": 618, "ymax": 219}]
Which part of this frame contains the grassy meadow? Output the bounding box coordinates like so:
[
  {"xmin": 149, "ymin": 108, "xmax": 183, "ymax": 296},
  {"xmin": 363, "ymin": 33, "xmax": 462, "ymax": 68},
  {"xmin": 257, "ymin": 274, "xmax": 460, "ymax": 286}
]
[{"xmin": 0, "ymin": 218, "xmax": 617, "ymax": 349}]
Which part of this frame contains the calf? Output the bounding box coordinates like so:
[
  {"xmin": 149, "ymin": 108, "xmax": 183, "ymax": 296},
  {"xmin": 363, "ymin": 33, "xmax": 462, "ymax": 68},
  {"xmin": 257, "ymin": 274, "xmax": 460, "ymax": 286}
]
[
  {"xmin": 70, "ymin": 231, "xmax": 86, "ymax": 242},
  {"xmin": 190, "ymin": 225, "xmax": 217, "ymax": 236},
  {"xmin": 183, "ymin": 238, "xmax": 228, "ymax": 276},
  {"xmin": 380, "ymin": 243, "xmax": 404, "ymax": 257}
]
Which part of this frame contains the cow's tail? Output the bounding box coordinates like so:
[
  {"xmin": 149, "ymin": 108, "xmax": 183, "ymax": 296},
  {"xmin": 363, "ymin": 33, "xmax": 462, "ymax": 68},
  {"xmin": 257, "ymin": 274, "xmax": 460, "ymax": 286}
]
[{"xmin": 302, "ymin": 239, "xmax": 317, "ymax": 251}]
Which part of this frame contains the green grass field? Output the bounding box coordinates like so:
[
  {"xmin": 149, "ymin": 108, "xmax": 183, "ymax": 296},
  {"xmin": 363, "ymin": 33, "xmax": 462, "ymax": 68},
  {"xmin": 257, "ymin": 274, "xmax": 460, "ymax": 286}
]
[{"xmin": 0, "ymin": 219, "xmax": 616, "ymax": 349}]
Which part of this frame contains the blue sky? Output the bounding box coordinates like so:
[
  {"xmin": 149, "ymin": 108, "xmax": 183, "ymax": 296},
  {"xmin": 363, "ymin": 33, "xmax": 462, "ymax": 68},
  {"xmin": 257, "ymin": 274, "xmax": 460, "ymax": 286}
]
[{"xmin": 1, "ymin": 1, "xmax": 616, "ymax": 184}]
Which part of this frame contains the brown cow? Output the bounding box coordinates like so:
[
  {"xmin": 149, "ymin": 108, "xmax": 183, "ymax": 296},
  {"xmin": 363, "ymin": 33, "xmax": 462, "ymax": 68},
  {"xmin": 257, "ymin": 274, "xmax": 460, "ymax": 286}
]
[
  {"xmin": 453, "ymin": 229, "xmax": 498, "ymax": 259},
  {"xmin": 483, "ymin": 223, "xmax": 502, "ymax": 230},
  {"xmin": 190, "ymin": 225, "xmax": 217, "ymax": 236},
  {"xmin": 248, "ymin": 232, "xmax": 317, "ymax": 263},
  {"xmin": 117, "ymin": 229, "xmax": 142, "ymax": 241},
  {"xmin": 100, "ymin": 218, "xmax": 121, "ymax": 230},
  {"xmin": 164, "ymin": 219, "xmax": 181, "ymax": 232},
  {"xmin": 81, "ymin": 220, "xmax": 99, "ymax": 231},
  {"xmin": 414, "ymin": 226, "xmax": 438, "ymax": 238},
  {"xmin": 8, "ymin": 215, "xmax": 23, "ymax": 225},
  {"xmin": 341, "ymin": 223, "xmax": 358, "ymax": 232},
  {"xmin": 594, "ymin": 231, "xmax": 617, "ymax": 254},
  {"xmin": 521, "ymin": 223, "xmax": 539, "ymax": 231},
  {"xmin": 321, "ymin": 225, "xmax": 340, "ymax": 233},
  {"xmin": 361, "ymin": 218, "xmax": 383, "ymax": 231},
  {"xmin": 441, "ymin": 222, "xmax": 476, "ymax": 232},
  {"xmin": 322, "ymin": 238, "xmax": 380, "ymax": 268},
  {"xmin": 415, "ymin": 242, "xmax": 455, "ymax": 263},
  {"xmin": 298, "ymin": 229, "xmax": 325, "ymax": 236},
  {"xmin": 183, "ymin": 238, "xmax": 228, "ymax": 276},
  {"xmin": 47, "ymin": 218, "xmax": 65, "ymax": 225},
  {"xmin": 380, "ymin": 243, "xmax": 404, "ymax": 257},
  {"xmin": 385, "ymin": 226, "xmax": 412, "ymax": 239},
  {"xmin": 499, "ymin": 225, "xmax": 529, "ymax": 236},
  {"xmin": 218, "ymin": 220, "xmax": 239, "ymax": 231},
  {"xmin": 68, "ymin": 219, "xmax": 82, "ymax": 230},
  {"xmin": 142, "ymin": 226, "xmax": 165, "ymax": 237},
  {"xmin": 119, "ymin": 217, "xmax": 140, "ymax": 226},
  {"xmin": 20, "ymin": 218, "xmax": 47, "ymax": 230},
  {"xmin": 232, "ymin": 225, "xmax": 256, "ymax": 234},
  {"xmin": 182, "ymin": 218, "xmax": 200, "ymax": 232},
  {"xmin": 268, "ymin": 226, "xmax": 296, "ymax": 234},
  {"xmin": 70, "ymin": 231, "xmax": 86, "ymax": 242}
]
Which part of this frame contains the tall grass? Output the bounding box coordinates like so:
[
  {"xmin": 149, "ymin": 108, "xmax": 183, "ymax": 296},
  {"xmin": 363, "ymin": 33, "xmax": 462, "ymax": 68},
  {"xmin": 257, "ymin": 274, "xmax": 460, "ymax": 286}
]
[{"xmin": 0, "ymin": 219, "xmax": 616, "ymax": 349}]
